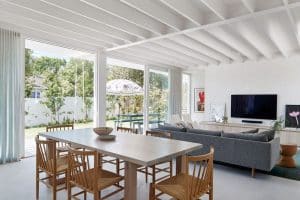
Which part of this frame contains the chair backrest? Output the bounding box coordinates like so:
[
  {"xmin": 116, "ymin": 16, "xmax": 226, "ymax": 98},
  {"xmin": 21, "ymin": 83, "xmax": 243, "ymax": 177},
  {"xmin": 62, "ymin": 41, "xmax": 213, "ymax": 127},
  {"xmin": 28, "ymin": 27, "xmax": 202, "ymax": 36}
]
[
  {"xmin": 146, "ymin": 130, "xmax": 172, "ymax": 139},
  {"xmin": 68, "ymin": 147, "xmax": 98, "ymax": 192},
  {"xmin": 187, "ymin": 147, "xmax": 214, "ymax": 199},
  {"xmin": 46, "ymin": 124, "xmax": 74, "ymax": 132},
  {"xmin": 116, "ymin": 127, "xmax": 138, "ymax": 134},
  {"xmin": 35, "ymin": 135, "xmax": 57, "ymax": 173}
]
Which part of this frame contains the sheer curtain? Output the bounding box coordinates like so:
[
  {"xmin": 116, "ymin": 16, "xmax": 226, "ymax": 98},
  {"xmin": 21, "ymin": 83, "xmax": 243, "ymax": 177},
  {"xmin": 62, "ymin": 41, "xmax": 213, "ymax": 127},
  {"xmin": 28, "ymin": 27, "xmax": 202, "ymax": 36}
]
[{"xmin": 0, "ymin": 28, "xmax": 25, "ymax": 164}]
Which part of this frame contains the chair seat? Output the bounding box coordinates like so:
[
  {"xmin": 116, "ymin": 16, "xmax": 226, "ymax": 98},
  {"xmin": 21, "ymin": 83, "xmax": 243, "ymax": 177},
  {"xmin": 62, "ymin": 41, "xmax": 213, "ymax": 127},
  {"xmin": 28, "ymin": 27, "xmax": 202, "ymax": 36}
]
[
  {"xmin": 72, "ymin": 168, "xmax": 123, "ymax": 191},
  {"xmin": 44, "ymin": 156, "xmax": 68, "ymax": 173},
  {"xmin": 156, "ymin": 173, "xmax": 206, "ymax": 200},
  {"xmin": 57, "ymin": 144, "xmax": 82, "ymax": 152}
]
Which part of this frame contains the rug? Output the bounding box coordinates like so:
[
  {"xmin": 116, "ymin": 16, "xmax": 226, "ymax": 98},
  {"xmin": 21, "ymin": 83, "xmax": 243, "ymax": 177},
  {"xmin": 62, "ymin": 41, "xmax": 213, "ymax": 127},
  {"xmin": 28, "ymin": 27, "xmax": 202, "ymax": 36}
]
[{"xmin": 269, "ymin": 151, "xmax": 300, "ymax": 181}]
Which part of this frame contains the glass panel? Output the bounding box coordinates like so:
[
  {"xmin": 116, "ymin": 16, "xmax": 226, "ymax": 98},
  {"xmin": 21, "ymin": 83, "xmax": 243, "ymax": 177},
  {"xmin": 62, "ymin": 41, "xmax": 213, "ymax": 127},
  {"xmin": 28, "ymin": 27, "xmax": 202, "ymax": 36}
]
[
  {"xmin": 106, "ymin": 65, "xmax": 144, "ymax": 133},
  {"xmin": 182, "ymin": 73, "xmax": 191, "ymax": 115},
  {"xmin": 148, "ymin": 69, "xmax": 169, "ymax": 128},
  {"xmin": 24, "ymin": 40, "xmax": 95, "ymax": 157}
]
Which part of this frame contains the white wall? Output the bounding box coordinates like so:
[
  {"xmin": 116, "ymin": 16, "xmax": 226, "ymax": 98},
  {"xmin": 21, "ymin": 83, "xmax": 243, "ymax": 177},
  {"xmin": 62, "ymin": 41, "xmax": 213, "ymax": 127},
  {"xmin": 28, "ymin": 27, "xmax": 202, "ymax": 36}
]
[
  {"xmin": 203, "ymin": 55, "xmax": 300, "ymax": 125},
  {"xmin": 188, "ymin": 69, "xmax": 206, "ymax": 122}
]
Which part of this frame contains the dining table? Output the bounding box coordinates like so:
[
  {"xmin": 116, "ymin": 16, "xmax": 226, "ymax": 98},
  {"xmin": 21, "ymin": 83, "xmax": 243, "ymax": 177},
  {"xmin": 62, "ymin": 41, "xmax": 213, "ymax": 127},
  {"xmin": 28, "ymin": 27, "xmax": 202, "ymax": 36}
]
[{"xmin": 39, "ymin": 128, "xmax": 203, "ymax": 200}]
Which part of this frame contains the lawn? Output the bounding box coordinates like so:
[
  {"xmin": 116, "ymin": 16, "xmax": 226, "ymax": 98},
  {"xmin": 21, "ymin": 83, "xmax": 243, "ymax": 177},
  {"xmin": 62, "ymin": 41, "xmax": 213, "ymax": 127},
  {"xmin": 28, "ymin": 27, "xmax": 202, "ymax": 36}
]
[{"xmin": 25, "ymin": 120, "xmax": 116, "ymax": 139}]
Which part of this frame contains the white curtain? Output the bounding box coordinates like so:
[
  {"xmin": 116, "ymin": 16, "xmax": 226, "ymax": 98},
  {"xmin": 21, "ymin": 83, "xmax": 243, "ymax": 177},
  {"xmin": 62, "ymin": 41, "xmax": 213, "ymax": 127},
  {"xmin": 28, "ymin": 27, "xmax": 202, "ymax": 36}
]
[
  {"xmin": 168, "ymin": 67, "xmax": 182, "ymax": 122},
  {"xmin": 0, "ymin": 28, "xmax": 24, "ymax": 164}
]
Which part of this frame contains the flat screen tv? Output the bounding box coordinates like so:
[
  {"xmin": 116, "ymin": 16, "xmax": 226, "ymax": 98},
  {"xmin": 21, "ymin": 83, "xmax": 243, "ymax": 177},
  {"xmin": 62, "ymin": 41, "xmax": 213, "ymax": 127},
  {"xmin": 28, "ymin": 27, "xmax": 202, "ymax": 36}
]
[{"xmin": 231, "ymin": 94, "xmax": 277, "ymax": 120}]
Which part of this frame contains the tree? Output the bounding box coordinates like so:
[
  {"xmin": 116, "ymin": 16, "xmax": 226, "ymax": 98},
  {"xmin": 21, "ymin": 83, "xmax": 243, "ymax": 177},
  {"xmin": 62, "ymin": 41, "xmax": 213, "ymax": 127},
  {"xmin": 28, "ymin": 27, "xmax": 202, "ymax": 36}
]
[
  {"xmin": 39, "ymin": 57, "xmax": 66, "ymax": 123},
  {"xmin": 25, "ymin": 48, "xmax": 34, "ymax": 97}
]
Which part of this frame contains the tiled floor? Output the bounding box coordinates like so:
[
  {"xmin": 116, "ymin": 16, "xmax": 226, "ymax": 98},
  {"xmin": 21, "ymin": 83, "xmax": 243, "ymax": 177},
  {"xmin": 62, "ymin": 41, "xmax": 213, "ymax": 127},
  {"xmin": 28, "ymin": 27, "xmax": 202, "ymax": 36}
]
[{"xmin": 1, "ymin": 157, "xmax": 300, "ymax": 200}]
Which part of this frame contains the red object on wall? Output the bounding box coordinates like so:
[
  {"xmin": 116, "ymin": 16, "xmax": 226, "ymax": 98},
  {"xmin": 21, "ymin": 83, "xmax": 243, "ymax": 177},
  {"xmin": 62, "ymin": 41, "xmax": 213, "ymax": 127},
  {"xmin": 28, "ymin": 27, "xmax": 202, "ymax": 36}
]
[{"xmin": 199, "ymin": 91, "xmax": 205, "ymax": 103}]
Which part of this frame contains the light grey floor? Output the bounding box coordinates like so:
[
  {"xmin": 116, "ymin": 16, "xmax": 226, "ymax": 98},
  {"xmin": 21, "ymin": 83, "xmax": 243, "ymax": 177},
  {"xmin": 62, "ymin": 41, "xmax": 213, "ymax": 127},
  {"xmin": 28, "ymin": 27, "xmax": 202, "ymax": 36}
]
[{"xmin": 0, "ymin": 157, "xmax": 300, "ymax": 200}]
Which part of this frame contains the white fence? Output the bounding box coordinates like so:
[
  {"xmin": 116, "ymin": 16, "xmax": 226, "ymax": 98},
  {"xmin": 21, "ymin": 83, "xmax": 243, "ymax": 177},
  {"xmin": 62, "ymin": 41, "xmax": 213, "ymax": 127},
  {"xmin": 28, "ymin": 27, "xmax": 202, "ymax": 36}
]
[{"xmin": 25, "ymin": 97, "xmax": 93, "ymax": 127}]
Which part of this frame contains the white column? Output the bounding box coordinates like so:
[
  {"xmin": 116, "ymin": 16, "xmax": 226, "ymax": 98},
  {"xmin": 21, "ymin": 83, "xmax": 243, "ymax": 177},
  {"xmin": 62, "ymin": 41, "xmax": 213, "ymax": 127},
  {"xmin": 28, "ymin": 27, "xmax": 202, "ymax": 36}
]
[
  {"xmin": 20, "ymin": 35, "xmax": 25, "ymax": 158},
  {"xmin": 168, "ymin": 67, "xmax": 182, "ymax": 122},
  {"xmin": 94, "ymin": 49, "xmax": 107, "ymax": 127},
  {"xmin": 143, "ymin": 65, "xmax": 149, "ymax": 133}
]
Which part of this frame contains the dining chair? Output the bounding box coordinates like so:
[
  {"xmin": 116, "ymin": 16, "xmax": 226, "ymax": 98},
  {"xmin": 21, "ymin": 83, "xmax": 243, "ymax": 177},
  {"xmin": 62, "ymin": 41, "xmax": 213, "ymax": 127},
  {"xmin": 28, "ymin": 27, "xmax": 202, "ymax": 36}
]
[
  {"xmin": 67, "ymin": 147, "xmax": 124, "ymax": 200},
  {"xmin": 46, "ymin": 124, "xmax": 75, "ymax": 155},
  {"xmin": 101, "ymin": 127, "xmax": 138, "ymax": 175},
  {"xmin": 149, "ymin": 147, "xmax": 214, "ymax": 200},
  {"xmin": 35, "ymin": 135, "xmax": 68, "ymax": 200},
  {"xmin": 137, "ymin": 130, "xmax": 173, "ymax": 183}
]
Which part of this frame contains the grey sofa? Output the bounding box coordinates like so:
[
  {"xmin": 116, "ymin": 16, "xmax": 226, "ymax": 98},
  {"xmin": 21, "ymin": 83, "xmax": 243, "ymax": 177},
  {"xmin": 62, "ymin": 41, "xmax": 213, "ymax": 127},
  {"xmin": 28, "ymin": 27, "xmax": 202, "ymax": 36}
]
[{"xmin": 154, "ymin": 126, "xmax": 280, "ymax": 176}]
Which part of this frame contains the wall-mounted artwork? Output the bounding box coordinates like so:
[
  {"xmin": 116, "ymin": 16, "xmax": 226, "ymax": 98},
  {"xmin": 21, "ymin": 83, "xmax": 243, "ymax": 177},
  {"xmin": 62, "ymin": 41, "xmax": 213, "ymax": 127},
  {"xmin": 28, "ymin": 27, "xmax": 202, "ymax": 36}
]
[
  {"xmin": 285, "ymin": 105, "xmax": 300, "ymax": 128},
  {"xmin": 194, "ymin": 88, "xmax": 205, "ymax": 113}
]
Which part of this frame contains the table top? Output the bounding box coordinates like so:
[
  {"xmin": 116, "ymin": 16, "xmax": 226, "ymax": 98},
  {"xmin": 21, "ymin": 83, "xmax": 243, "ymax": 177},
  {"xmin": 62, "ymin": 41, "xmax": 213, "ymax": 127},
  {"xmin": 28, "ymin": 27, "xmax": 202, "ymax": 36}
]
[{"xmin": 39, "ymin": 128, "xmax": 202, "ymax": 166}]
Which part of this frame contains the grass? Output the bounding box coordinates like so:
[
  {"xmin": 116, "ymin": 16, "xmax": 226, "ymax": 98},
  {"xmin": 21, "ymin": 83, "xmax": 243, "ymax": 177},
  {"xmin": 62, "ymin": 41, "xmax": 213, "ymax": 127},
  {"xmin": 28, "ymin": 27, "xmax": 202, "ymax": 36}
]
[{"xmin": 25, "ymin": 120, "xmax": 116, "ymax": 139}]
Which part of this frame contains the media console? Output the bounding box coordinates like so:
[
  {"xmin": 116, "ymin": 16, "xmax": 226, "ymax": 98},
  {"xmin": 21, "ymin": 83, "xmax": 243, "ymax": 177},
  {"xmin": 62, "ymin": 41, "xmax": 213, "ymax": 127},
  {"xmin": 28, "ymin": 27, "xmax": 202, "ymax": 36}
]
[{"xmin": 199, "ymin": 122, "xmax": 300, "ymax": 146}]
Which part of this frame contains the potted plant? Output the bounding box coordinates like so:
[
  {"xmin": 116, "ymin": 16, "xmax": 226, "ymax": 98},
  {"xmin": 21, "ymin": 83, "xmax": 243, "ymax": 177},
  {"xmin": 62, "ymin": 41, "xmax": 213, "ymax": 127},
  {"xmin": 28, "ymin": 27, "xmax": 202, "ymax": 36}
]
[{"xmin": 272, "ymin": 118, "xmax": 284, "ymax": 132}]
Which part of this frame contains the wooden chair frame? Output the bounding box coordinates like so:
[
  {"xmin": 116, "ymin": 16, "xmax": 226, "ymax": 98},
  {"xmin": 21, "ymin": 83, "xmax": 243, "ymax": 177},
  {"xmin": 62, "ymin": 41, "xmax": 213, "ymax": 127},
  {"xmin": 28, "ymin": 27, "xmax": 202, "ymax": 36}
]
[
  {"xmin": 36, "ymin": 135, "xmax": 68, "ymax": 200},
  {"xmin": 67, "ymin": 148, "xmax": 124, "ymax": 200},
  {"xmin": 46, "ymin": 124, "xmax": 74, "ymax": 155},
  {"xmin": 137, "ymin": 130, "xmax": 173, "ymax": 184},
  {"xmin": 101, "ymin": 127, "xmax": 138, "ymax": 175},
  {"xmin": 149, "ymin": 147, "xmax": 214, "ymax": 200}
]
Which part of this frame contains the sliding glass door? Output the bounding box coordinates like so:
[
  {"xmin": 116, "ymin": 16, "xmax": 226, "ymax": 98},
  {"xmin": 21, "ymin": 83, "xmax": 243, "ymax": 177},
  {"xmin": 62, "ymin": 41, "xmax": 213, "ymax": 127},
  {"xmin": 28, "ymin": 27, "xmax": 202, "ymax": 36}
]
[{"xmin": 148, "ymin": 68, "xmax": 169, "ymax": 128}]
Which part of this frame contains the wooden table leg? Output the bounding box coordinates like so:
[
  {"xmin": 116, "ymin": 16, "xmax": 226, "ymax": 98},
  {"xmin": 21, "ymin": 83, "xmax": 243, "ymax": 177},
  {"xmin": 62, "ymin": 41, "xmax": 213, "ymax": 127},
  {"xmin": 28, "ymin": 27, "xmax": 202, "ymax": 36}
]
[
  {"xmin": 176, "ymin": 154, "xmax": 187, "ymax": 174},
  {"xmin": 124, "ymin": 161, "xmax": 138, "ymax": 200}
]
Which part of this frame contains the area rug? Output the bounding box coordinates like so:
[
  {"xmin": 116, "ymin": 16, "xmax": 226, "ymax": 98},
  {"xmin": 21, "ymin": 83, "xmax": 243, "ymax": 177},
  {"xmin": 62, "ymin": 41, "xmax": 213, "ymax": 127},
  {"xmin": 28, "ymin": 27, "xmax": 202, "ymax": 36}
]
[{"xmin": 269, "ymin": 151, "xmax": 300, "ymax": 181}]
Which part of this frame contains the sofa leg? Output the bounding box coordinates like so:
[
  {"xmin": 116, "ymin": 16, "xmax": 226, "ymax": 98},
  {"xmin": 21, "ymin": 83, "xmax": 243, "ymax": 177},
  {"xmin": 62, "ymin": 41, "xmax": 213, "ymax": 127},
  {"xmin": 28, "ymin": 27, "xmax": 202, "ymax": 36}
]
[{"xmin": 251, "ymin": 168, "xmax": 256, "ymax": 178}]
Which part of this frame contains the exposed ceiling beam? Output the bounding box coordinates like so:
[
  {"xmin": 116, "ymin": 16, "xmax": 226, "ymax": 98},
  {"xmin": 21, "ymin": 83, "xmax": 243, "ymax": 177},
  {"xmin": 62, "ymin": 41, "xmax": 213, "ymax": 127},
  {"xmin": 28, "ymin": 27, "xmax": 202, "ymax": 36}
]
[
  {"xmin": 282, "ymin": 0, "xmax": 300, "ymax": 44},
  {"xmin": 207, "ymin": 26, "xmax": 259, "ymax": 60},
  {"xmin": 120, "ymin": 0, "xmax": 186, "ymax": 31},
  {"xmin": 0, "ymin": 12, "xmax": 111, "ymax": 48},
  {"xmin": 170, "ymin": 34, "xmax": 231, "ymax": 63},
  {"xmin": 186, "ymin": 31, "xmax": 243, "ymax": 62},
  {"xmin": 80, "ymin": 0, "xmax": 171, "ymax": 35},
  {"xmin": 143, "ymin": 43, "xmax": 207, "ymax": 66},
  {"xmin": 107, "ymin": 2, "xmax": 300, "ymax": 51},
  {"xmin": 233, "ymin": 22, "xmax": 273, "ymax": 59},
  {"xmin": 131, "ymin": 45, "xmax": 200, "ymax": 67},
  {"xmin": 267, "ymin": 20, "xmax": 291, "ymax": 57},
  {"xmin": 4, "ymin": 0, "xmax": 137, "ymax": 43},
  {"xmin": 41, "ymin": 0, "xmax": 152, "ymax": 39},
  {"xmin": 125, "ymin": 46, "xmax": 193, "ymax": 68},
  {"xmin": 159, "ymin": 0, "xmax": 203, "ymax": 26},
  {"xmin": 0, "ymin": 3, "xmax": 125, "ymax": 46},
  {"xmin": 0, "ymin": 20, "xmax": 98, "ymax": 52},
  {"xmin": 114, "ymin": 49, "xmax": 188, "ymax": 69},
  {"xmin": 241, "ymin": 0, "xmax": 256, "ymax": 13},
  {"xmin": 157, "ymin": 39, "xmax": 218, "ymax": 65},
  {"xmin": 200, "ymin": 0, "xmax": 227, "ymax": 20}
]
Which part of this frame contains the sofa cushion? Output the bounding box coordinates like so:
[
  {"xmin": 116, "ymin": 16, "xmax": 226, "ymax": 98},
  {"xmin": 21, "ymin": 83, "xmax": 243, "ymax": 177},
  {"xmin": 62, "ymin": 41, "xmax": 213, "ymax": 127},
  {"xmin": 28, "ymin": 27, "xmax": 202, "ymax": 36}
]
[
  {"xmin": 260, "ymin": 130, "xmax": 275, "ymax": 141},
  {"xmin": 241, "ymin": 128, "xmax": 259, "ymax": 134},
  {"xmin": 158, "ymin": 124, "xmax": 187, "ymax": 132},
  {"xmin": 187, "ymin": 128, "xmax": 222, "ymax": 137},
  {"xmin": 222, "ymin": 132, "xmax": 268, "ymax": 142}
]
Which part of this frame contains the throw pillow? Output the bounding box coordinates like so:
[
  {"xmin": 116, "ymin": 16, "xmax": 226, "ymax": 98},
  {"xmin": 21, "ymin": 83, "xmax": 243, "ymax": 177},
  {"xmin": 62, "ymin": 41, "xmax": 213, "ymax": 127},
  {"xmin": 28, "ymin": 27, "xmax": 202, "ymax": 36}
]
[
  {"xmin": 187, "ymin": 128, "xmax": 222, "ymax": 137},
  {"xmin": 222, "ymin": 132, "xmax": 268, "ymax": 142},
  {"xmin": 158, "ymin": 124, "xmax": 187, "ymax": 132},
  {"xmin": 241, "ymin": 128, "xmax": 259, "ymax": 134},
  {"xmin": 259, "ymin": 130, "xmax": 275, "ymax": 141}
]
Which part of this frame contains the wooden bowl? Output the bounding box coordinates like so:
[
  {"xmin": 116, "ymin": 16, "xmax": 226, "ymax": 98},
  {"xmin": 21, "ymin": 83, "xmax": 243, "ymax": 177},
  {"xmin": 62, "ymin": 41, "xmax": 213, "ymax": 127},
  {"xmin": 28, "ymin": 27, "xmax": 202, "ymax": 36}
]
[{"xmin": 93, "ymin": 127, "xmax": 113, "ymax": 135}]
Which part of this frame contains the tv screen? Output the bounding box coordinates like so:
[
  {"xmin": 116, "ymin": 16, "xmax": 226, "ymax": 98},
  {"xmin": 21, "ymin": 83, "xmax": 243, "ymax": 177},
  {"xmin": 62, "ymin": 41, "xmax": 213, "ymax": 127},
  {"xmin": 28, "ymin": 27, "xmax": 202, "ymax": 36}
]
[{"xmin": 231, "ymin": 94, "xmax": 277, "ymax": 120}]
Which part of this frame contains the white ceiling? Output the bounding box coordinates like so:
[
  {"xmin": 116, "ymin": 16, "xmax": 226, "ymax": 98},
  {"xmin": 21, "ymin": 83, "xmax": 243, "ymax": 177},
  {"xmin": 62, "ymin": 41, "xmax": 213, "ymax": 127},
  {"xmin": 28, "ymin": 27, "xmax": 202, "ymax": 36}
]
[{"xmin": 0, "ymin": 0, "xmax": 300, "ymax": 69}]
